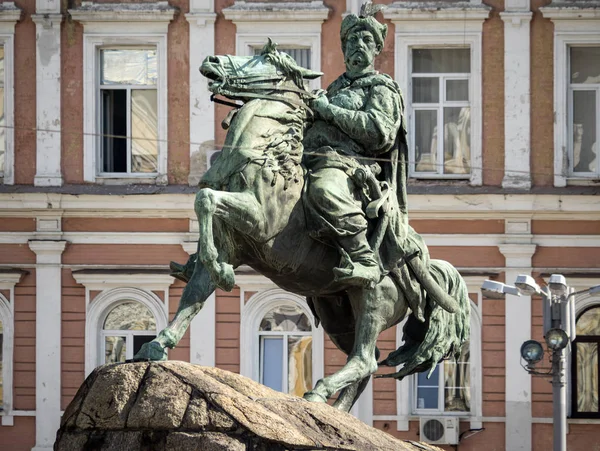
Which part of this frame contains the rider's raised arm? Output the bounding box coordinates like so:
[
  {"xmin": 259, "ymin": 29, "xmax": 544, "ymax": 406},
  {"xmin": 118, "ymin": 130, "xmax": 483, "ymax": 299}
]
[{"xmin": 319, "ymin": 84, "xmax": 401, "ymax": 155}]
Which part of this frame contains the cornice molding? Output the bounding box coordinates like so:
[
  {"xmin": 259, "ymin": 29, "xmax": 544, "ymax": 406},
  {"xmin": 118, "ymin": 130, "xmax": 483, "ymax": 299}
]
[
  {"xmin": 540, "ymin": 3, "xmax": 600, "ymax": 20},
  {"xmin": 69, "ymin": 2, "xmax": 176, "ymax": 24},
  {"xmin": 0, "ymin": 2, "xmax": 21, "ymax": 23},
  {"xmin": 72, "ymin": 269, "xmax": 174, "ymax": 291},
  {"xmin": 385, "ymin": 1, "xmax": 490, "ymax": 21},
  {"xmin": 223, "ymin": 1, "xmax": 329, "ymax": 23}
]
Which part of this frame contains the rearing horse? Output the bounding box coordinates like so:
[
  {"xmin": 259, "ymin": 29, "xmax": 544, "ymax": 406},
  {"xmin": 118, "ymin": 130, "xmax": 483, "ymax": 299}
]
[{"xmin": 135, "ymin": 42, "xmax": 470, "ymax": 411}]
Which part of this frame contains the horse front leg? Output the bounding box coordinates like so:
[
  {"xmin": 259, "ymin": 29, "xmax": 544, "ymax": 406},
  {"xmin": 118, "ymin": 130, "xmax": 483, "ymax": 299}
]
[
  {"xmin": 134, "ymin": 261, "xmax": 215, "ymax": 361},
  {"xmin": 195, "ymin": 188, "xmax": 267, "ymax": 291},
  {"xmin": 304, "ymin": 277, "xmax": 397, "ymax": 403}
]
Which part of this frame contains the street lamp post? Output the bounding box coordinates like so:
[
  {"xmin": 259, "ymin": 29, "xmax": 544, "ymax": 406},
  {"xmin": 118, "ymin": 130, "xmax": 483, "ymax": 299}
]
[{"xmin": 481, "ymin": 276, "xmax": 600, "ymax": 451}]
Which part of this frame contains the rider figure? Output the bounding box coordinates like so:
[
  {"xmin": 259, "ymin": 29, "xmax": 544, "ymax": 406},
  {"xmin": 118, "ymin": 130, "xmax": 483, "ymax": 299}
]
[{"xmin": 303, "ymin": 4, "xmax": 402, "ymax": 289}]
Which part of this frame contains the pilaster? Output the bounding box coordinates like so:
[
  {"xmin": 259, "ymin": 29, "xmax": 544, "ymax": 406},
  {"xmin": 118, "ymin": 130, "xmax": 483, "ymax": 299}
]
[
  {"xmin": 501, "ymin": 2, "xmax": 532, "ymax": 190},
  {"xmin": 28, "ymin": 240, "xmax": 67, "ymax": 451},
  {"xmin": 499, "ymin": 241, "xmax": 536, "ymax": 451},
  {"xmin": 186, "ymin": 1, "xmax": 216, "ymax": 186},
  {"xmin": 32, "ymin": 13, "xmax": 62, "ymax": 186},
  {"xmin": 181, "ymin": 232, "xmax": 216, "ymax": 366}
]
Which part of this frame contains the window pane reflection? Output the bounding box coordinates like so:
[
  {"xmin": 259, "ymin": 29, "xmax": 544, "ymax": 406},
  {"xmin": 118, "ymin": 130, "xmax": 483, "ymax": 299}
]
[
  {"xmin": 101, "ymin": 49, "xmax": 157, "ymax": 85},
  {"xmin": 413, "ymin": 77, "xmax": 439, "ymax": 103},
  {"xmin": 259, "ymin": 305, "xmax": 311, "ymax": 332},
  {"xmin": 443, "ymin": 107, "xmax": 471, "ymax": 174},
  {"xmin": 571, "ymin": 47, "xmax": 600, "ymax": 84},
  {"xmin": 105, "ymin": 336, "xmax": 126, "ymax": 364},
  {"xmin": 131, "ymin": 90, "xmax": 158, "ymax": 173},
  {"xmin": 417, "ymin": 365, "xmax": 439, "ymax": 409},
  {"xmin": 103, "ymin": 302, "xmax": 156, "ymax": 331},
  {"xmin": 288, "ymin": 336, "xmax": 312, "ymax": 397},
  {"xmin": 414, "ymin": 109, "xmax": 438, "ymax": 173},
  {"xmin": 577, "ymin": 307, "xmax": 600, "ymax": 335},
  {"xmin": 572, "ymin": 90, "xmax": 597, "ymax": 174},
  {"xmin": 577, "ymin": 342, "xmax": 598, "ymax": 413}
]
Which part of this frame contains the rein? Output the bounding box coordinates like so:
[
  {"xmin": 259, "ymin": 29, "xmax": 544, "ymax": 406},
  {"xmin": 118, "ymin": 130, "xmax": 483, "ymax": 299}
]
[{"xmin": 210, "ymin": 60, "xmax": 316, "ymax": 115}]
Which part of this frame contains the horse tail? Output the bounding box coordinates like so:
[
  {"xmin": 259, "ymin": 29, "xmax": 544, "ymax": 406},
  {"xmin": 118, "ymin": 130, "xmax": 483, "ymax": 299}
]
[{"xmin": 378, "ymin": 259, "xmax": 470, "ymax": 380}]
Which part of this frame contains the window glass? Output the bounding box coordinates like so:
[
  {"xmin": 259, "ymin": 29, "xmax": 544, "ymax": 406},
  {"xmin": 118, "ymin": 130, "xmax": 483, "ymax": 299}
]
[
  {"xmin": 416, "ymin": 365, "xmax": 440, "ymax": 409},
  {"xmin": 444, "ymin": 341, "xmax": 470, "ymax": 412},
  {"xmin": 573, "ymin": 306, "xmax": 600, "ymax": 417},
  {"xmin": 101, "ymin": 49, "xmax": 157, "ymax": 85},
  {"xmin": 415, "ymin": 341, "xmax": 470, "ymax": 413},
  {"xmin": 100, "ymin": 300, "xmax": 158, "ymax": 365},
  {"xmin": 258, "ymin": 304, "xmax": 312, "ymax": 397},
  {"xmin": 576, "ymin": 342, "xmax": 598, "ymax": 413},
  {"xmin": 411, "ymin": 48, "xmax": 471, "ymax": 177},
  {"xmin": 259, "ymin": 305, "xmax": 311, "ymax": 332},
  {"xmin": 103, "ymin": 301, "xmax": 156, "ymax": 331},
  {"xmin": 572, "ymin": 90, "xmax": 597, "ymax": 174},
  {"xmin": 571, "ymin": 47, "xmax": 600, "ymax": 84},
  {"xmin": 413, "ymin": 48, "xmax": 470, "ymax": 74},
  {"xmin": 131, "ymin": 90, "xmax": 158, "ymax": 173},
  {"xmin": 569, "ymin": 46, "xmax": 599, "ymax": 177},
  {"xmin": 99, "ymin": 48, "xmax": 159, "ymax": 175},
  {"xmin": 577, "ymin": 307, "xmax": 600, "ymax": 335}
]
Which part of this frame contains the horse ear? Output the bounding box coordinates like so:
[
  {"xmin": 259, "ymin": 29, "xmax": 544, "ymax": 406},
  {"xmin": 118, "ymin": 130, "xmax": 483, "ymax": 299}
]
[
  {"xmin": 298, "ymin": 67, "xmax": 323, "ymax": 80},
  {"xmin": 261, "ymin": 38, "xmax": 278, "ymax": 55}
]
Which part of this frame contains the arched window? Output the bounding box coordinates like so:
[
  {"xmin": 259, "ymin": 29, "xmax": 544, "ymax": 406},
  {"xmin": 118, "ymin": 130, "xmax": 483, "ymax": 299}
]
[
  {"xmin": 240, "ymin": 287, "xmax": 324, "ymax": 397},
  {"xmin": 85, "ymin": 287, "xmax": 168, "ymax": 375},
  {"xmin": 101, "ymin": 301, "xmax": 157, "ymax": 364},
  {"xmin": 258, "ymin": 304, "xmax": 313, "ymax": 397},
  {"xmin": 572, "ymin": 305, "xmax": 600, "ymax": 418}
]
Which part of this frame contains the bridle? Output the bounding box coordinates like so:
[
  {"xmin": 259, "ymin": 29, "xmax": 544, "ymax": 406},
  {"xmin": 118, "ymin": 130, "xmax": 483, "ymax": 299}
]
[{"xmin": 208, "ymin": 54, "xmax": 316, "ymax": 115}]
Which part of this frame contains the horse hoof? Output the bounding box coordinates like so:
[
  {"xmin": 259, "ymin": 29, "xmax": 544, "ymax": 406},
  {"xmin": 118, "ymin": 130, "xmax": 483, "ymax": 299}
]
[
  {"xmin": 133, "ymin": 341, "xmax": 168, "ymax": 361},
  {"xmin": 303, "ymin": 390, "xmax": 327, "ymax": 403},
  {"xmin": 215, "ymin": 262, "xmax": 235, "ymax": 291}
]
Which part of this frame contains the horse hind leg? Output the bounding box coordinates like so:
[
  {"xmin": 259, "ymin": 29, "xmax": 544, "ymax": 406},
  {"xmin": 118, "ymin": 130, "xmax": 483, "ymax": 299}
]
[
  {"xmin": 134, "ymin": 261, "xmax": 215, "ymax": 361},
  {"xmin": 304, "ymin": 278, "xmax": 396, "ymax": 404}
]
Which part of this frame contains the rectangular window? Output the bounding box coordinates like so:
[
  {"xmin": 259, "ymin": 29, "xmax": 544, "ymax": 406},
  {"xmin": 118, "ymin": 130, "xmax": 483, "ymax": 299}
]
[
  {"xmin": 410, "ymin": 48, "xmax": 472, "ymax": 178},
  {"xmin": 569, "ymin": 46, "xmax": 600, "ymax": 178},
  {"xmin": 99, "ymin": 48, "xmax": 158, "ymax": 175},
  {"xmin": 415, "ymin": 342, "xmax": 470, "ymax": 414}
]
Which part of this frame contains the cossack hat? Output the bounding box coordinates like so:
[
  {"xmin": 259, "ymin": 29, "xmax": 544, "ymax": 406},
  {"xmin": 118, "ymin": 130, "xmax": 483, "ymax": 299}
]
[{"xmin": 340, "ymin": 2, "xmax": 388, "ymax": 50}]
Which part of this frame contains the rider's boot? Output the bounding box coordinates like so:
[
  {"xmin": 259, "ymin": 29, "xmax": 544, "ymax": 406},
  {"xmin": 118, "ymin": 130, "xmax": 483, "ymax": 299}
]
[{"xmin": 332, "ymin": 231, "xmax": 381, "ymax": 288}]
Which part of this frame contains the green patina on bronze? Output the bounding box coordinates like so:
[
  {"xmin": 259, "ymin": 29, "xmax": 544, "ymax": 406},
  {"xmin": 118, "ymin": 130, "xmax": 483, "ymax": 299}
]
[{"xmin": 135, "ymin": 3, "xmax": 470, "ymax": 412}]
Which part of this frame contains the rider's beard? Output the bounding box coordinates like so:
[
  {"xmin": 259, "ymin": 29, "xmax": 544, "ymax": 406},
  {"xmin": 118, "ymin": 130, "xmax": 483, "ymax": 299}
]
[{"xmin": 345, "ymin": 50, "xmax": 371, "ymax": 72}]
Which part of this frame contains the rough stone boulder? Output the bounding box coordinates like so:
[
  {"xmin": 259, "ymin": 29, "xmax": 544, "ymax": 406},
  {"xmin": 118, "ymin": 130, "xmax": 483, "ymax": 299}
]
[{"xmin": 55, "ymin": 361, "xmax": 441, "ymax": 451}]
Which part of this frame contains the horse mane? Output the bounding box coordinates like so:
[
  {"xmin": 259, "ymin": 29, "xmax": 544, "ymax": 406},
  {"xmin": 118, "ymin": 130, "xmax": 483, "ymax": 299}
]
[{"xmin": 262, "ymin": 49, "xmax": 307, "ymax": 91}]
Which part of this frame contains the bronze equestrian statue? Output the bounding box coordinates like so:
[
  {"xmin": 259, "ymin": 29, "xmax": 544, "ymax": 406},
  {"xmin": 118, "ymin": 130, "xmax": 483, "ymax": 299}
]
[{"xmin": 135, "ymin": 3, "xmax": 470, "ymax": 412}]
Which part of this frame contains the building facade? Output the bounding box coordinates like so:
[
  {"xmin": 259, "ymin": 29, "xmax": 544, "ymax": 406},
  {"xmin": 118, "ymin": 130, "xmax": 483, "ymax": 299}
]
[{"xmin": 0, "ymin": 0, "xmax": 599, "ymax": 450}]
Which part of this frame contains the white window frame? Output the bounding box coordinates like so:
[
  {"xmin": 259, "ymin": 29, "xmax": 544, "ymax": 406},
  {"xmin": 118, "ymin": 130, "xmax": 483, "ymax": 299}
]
[
  {"xmin": 223, "ymin": 2, "xmax": 328, "ymax": 92},
  {"xmin": 552, "ymin": 277, "xmax": 600, "ymax": 418},
  {"xmin": 409, "ymin": 50, "xmax": 472, "ymax": 179},
  {"xmin": 73, "ymin": 269, "xmax": 173, "ymax": 375},
  {"xmin": 85, "ymin": 287, "xmax": 168, "ymax": 374},
  {"xmin": 239, "ymin": 285, "xmax": 324, "ymax": 395},
  {"xmin": 97, "ymin": 46, "xmax": 160, "ymax": 177},
  {"xmin": 394, "ymin": 276, "xmax": 484, "ymax": 431},
  {"xmin": 385, "ymin": 5, "xmax": 489, "ymax": 186},
  {"xmin": 540, "ymin": 6, "xmax": 600, "ymax": 186},
  {"xmin": 0, "ymin": 4, "xmax": 19, "ymax": 185},
  {"xmin": 70, "ymin": 7, "xmax": 174, "ymax": 184},
  {"xmin": 0, "ymin": 270, "xmax": 22, "ymax": 426},
  {"xmin": 100, "ymin": 299, "xmax": 159, "ymax": 363}
]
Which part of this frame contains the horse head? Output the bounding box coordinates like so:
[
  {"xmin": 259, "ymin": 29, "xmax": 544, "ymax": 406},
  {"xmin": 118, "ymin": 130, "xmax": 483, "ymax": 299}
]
[{"xmin": 200, "ymin": 38, "xmax": 322, "ymax": 103}]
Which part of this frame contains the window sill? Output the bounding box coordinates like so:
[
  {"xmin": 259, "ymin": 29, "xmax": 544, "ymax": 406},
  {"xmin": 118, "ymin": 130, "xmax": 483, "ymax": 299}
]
[
  {"xmin": 565, "ymin": 177, "xmax": 600, "ymax": 187},
  {"xmin": 95, "ymin": 174, "xmax": 167, "ymax": 185}
]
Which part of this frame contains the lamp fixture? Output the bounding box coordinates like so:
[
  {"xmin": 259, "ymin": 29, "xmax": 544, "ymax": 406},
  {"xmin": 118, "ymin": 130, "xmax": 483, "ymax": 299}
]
[
  {"xmin": 520, "ymin": 340, "xmax": 544, "ymax": 365},
  {"xmin": 481, "ymin": 280, "xmax": 521, "ymax": 299},
  {"xmin": 545, "ymin": 328, "xmax": 569, "ymax": 351}
]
